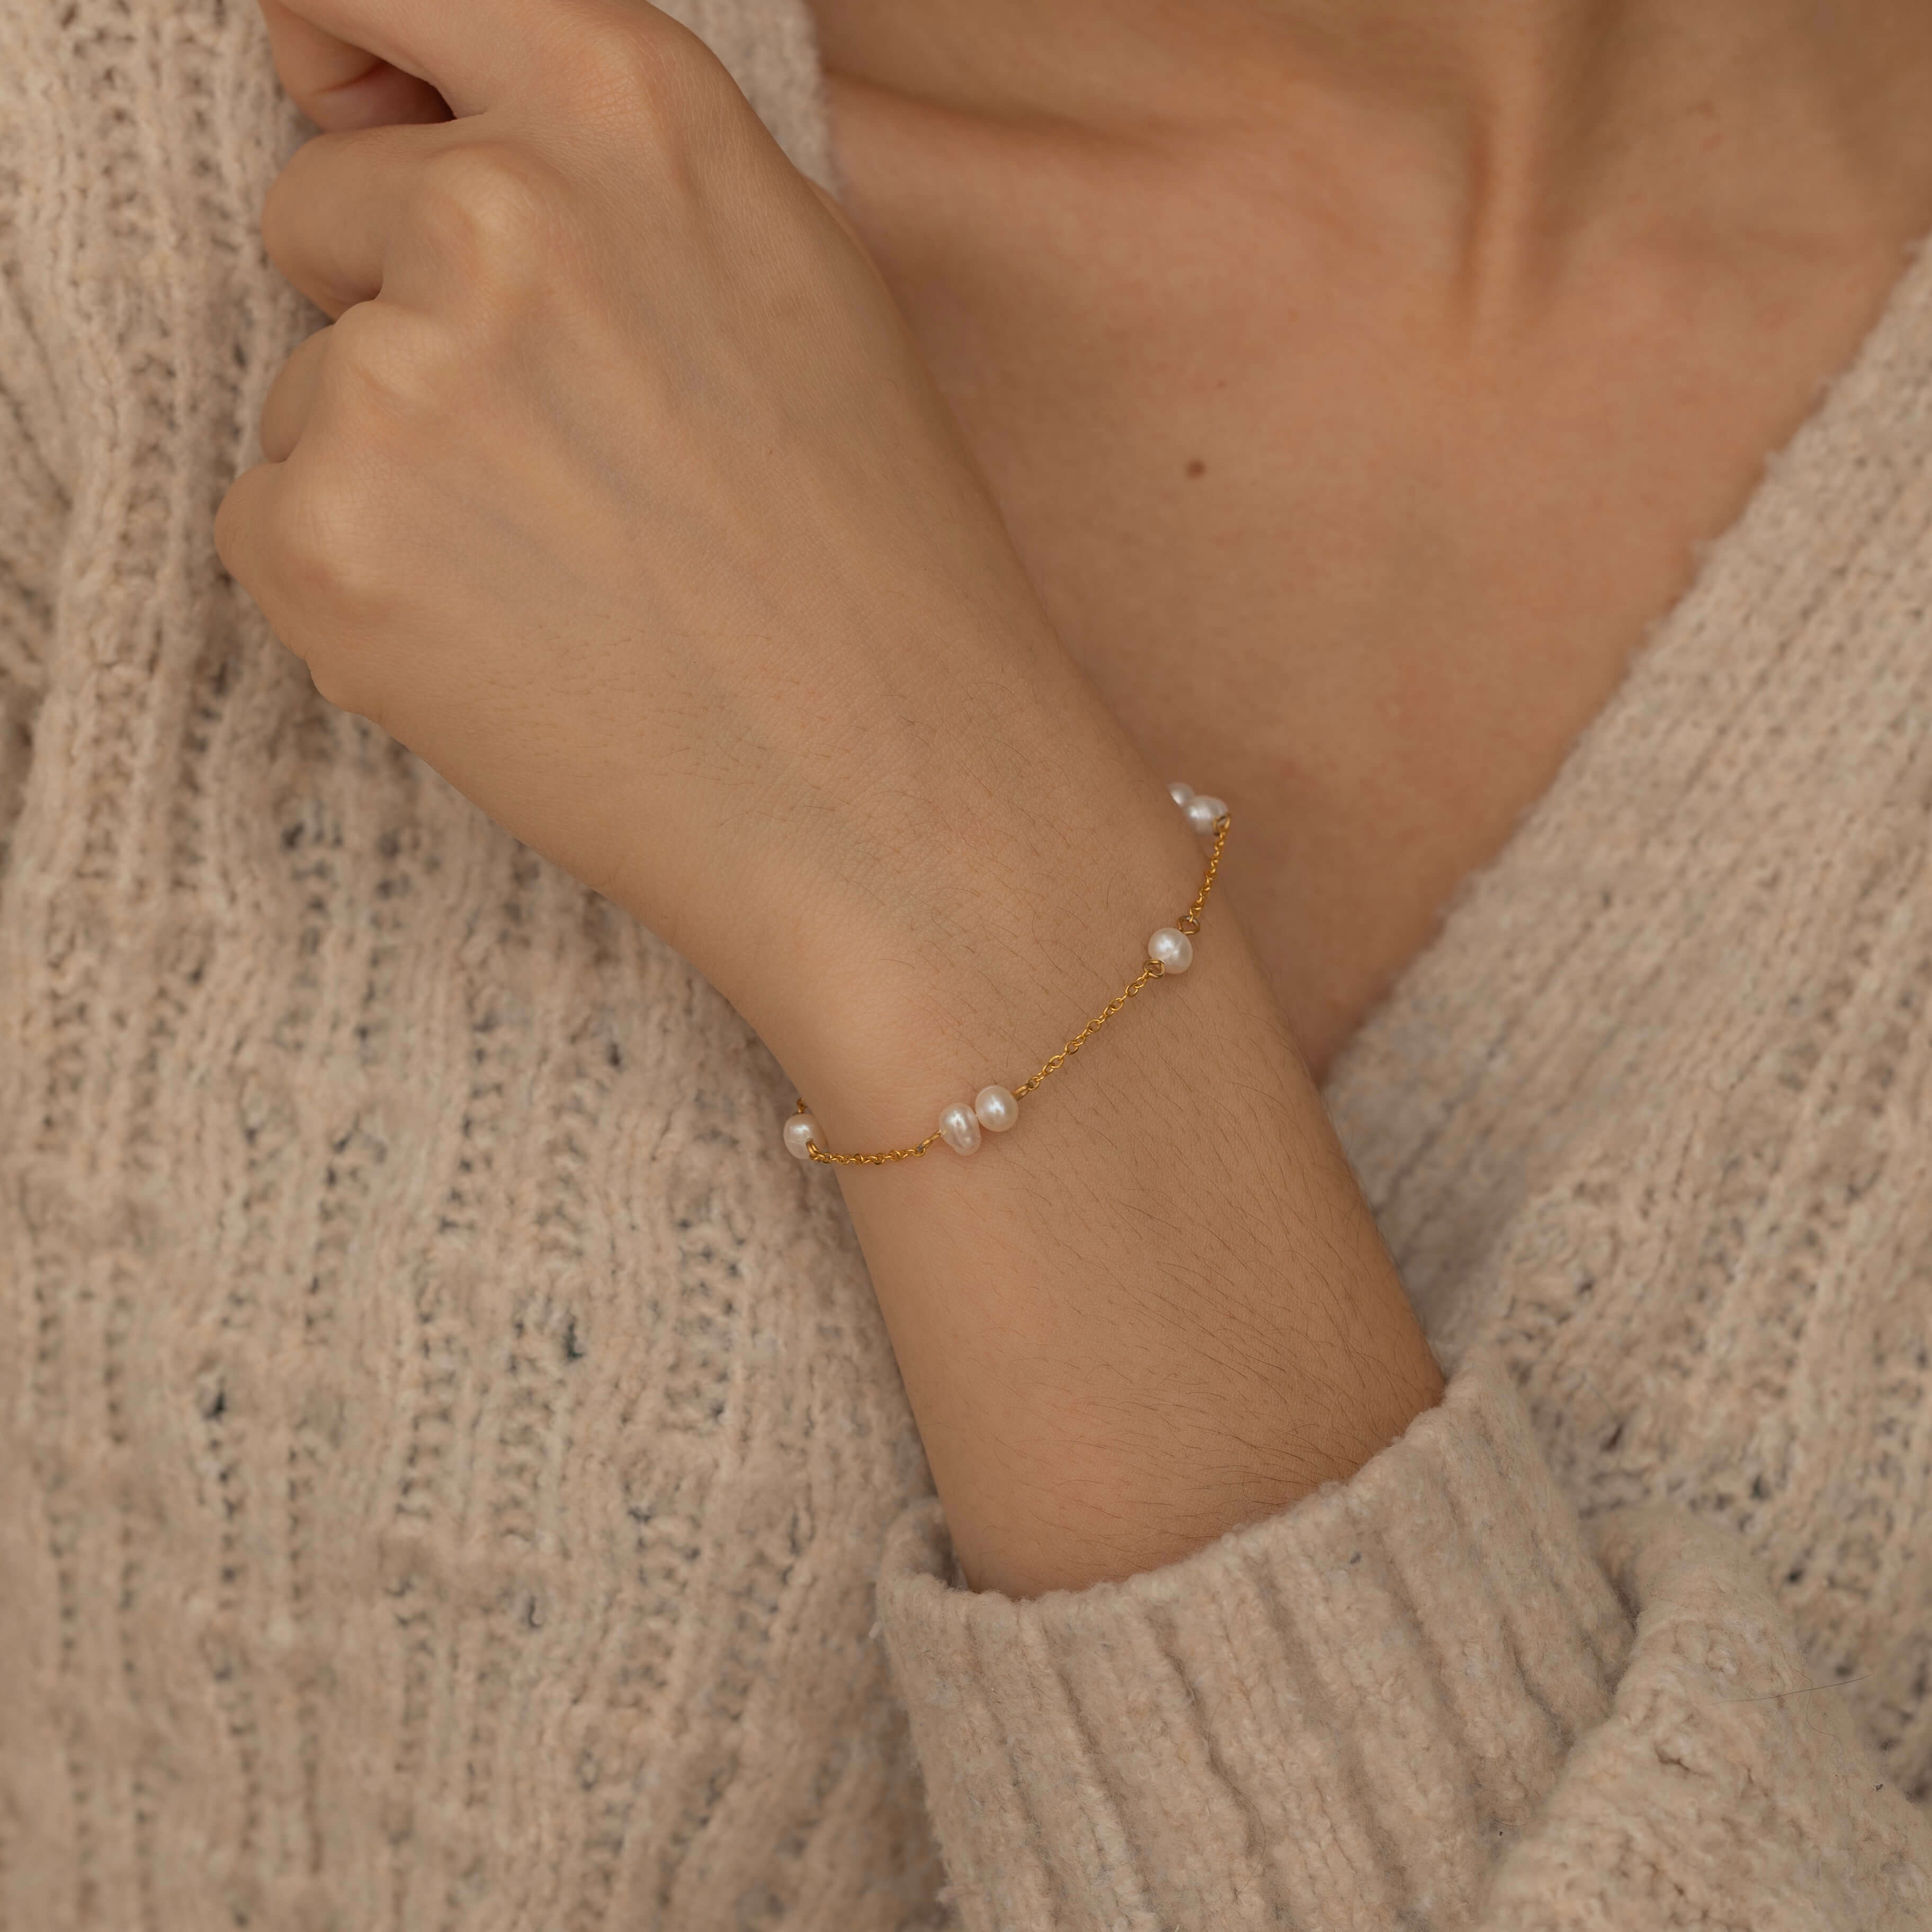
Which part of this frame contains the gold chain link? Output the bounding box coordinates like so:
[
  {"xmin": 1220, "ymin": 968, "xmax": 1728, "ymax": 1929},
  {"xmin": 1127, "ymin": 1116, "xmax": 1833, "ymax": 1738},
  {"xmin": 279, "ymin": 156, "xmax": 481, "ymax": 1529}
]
[{"xmin": 793, "ymin": 810, "xmax": 1231, "ymax": 1164}]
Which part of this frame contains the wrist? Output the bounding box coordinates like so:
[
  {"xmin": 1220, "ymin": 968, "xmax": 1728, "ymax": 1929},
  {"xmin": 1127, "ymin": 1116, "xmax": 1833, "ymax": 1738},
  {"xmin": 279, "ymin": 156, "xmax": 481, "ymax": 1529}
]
[
  {"xmin": 722, "ymin": 733, "xmax": 1444, "ymax": 1597},
  {"xmin": 789, "ymin": 797, "xmax": 1441, "ymax": 1595},
  {"xmin": 756, "ymin": 745, "xmax": 1209, "ymax": 1156}
]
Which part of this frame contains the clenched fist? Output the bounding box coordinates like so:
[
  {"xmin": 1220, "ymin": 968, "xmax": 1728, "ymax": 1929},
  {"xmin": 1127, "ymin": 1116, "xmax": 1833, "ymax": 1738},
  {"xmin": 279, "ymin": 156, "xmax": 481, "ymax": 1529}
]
[{"xmin": 218, "ymin": 0, "xmax": 1180, "ymax": 1098}]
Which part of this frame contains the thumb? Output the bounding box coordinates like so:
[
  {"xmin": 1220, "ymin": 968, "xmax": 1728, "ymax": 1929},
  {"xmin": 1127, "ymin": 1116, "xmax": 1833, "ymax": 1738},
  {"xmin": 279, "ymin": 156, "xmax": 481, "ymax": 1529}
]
[{"xmin": 258, "ymin": 0, "xmax": 452, "ymax": 131}]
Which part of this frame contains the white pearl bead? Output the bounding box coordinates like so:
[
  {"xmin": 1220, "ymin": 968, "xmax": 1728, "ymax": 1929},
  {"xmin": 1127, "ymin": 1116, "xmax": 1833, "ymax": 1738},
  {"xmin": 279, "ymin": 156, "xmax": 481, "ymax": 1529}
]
[
  {"xmin": 1183, "ymin": 794, "xmax": 1227, "ymax": 834},
  {"xmin": 974, "ymin": 1085, "xmax": 1019, "ymax": 1133},
  {"xmin": 1168, "ymin": 781, "xmax": 1195, "ymax": 807},
  {"xmin": 1149, "ymin": 927, "xmax": 1194, "ymax": 973},
  {"xmin": 938, "ymin": 1102, "xmax": 982, "ymax": 1154},
  {"xmin": 784, "ymin": 1114, "xmax": 820, "ymax": 1160}
]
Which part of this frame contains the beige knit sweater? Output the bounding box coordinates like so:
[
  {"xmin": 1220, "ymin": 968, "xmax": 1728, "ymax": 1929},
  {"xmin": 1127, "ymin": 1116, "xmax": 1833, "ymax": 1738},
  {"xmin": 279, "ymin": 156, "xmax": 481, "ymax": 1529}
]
[{"xmin": 3, "ymin": 1, "xmax": 1930, "ymax": 1927}]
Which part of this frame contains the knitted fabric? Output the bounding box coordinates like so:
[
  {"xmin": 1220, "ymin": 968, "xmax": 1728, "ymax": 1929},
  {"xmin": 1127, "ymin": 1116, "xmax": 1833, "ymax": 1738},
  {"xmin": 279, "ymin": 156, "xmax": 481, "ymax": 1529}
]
[{"xmin": 2, "ymin": 1, "xmax": 1929, "ymax": 1925}]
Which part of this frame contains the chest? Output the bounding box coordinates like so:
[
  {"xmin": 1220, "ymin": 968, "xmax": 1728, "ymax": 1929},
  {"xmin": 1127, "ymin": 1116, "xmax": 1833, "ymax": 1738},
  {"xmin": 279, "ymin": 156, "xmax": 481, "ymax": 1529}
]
[{"xmin": 817, "ymin": 77, "xmax": 1910, "ymax": 1080}]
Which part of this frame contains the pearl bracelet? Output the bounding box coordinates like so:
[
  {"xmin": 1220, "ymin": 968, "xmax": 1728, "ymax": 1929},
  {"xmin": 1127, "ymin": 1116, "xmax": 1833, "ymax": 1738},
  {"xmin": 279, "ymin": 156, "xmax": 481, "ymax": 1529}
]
[{"xmin": 785, "ymin": 783, "xmax": 1231, "ymax": 1166}]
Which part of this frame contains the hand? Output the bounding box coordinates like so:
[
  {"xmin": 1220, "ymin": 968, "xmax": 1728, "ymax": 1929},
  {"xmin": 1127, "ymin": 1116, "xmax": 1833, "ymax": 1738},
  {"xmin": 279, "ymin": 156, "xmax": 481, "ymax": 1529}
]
[{"xmin": 219, "ymin": 0, "xmax": 1173, "ymax": 1089}]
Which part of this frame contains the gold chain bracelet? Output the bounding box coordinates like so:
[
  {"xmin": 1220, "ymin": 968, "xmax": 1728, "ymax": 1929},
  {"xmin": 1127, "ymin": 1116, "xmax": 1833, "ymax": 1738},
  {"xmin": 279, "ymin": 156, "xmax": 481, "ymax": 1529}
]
[{"xmin": 784, "ymin": 783, "xmax": 1231, "ymax": 1166}]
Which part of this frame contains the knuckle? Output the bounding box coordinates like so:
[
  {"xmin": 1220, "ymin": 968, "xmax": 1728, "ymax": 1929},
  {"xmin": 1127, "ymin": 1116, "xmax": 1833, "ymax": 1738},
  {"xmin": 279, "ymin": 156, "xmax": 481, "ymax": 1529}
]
[
  {"xmin": 272, "ymin": 470, "xmax": 393, "ymax": 645},
  {"xmin": 568, "ymin": 8, "xmax": 689, "ymax": 100},
  {"xmin": 561, "ymin": 9, "xmax": 731, "ymax": 147},
  {"xmin": 322, "ymin": 301, "xmax": 442, "ymax": 420},
  {"xmin": 320, "ymin": 296, "xmax": 390, "ymax": 373},
  {"xmin": 412, "ymin": 140, "xmax": 564, "ymax": 281}
]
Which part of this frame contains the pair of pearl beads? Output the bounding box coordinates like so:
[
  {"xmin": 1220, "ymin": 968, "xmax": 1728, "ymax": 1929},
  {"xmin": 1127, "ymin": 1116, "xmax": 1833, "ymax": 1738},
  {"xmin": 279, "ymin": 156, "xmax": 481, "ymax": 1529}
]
[
  {"xmin": 938, "ymin": 1084, "xmax": 1019, "ymax": 1156},
  {"xmin": 1168, "ymin": 780, "xmax": 1228, "ymax": 837},
  {"xmin": 785, "ymin": 1084, "xmax": 1023, "ymax": 1161}
]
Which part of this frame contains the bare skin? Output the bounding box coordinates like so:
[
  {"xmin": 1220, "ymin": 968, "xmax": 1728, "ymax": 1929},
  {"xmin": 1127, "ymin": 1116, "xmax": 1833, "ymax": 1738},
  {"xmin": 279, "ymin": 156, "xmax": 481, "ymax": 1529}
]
[
  {"xmin": 806, "ymin": 0, "xmax": 1932, "ymax": 1081},
  {"xmin": 241, "ymin": 0, "xmax": 1932, "ymax": 1600}
]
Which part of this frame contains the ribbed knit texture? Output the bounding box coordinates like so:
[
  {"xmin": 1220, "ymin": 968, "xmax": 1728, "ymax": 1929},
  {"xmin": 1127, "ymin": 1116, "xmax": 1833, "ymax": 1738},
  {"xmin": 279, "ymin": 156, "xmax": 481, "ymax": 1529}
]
[
  {"xmin": 880, "ymin": 1358, "xmax": 1638, "ymax": 1929},
  {"xmin": 2, "ymin": 1, "xmax": 1929, "ymax": 1926},
  {"xmin": 0, "ymin": 6, "xmax": 941, "ymax": 1928}
]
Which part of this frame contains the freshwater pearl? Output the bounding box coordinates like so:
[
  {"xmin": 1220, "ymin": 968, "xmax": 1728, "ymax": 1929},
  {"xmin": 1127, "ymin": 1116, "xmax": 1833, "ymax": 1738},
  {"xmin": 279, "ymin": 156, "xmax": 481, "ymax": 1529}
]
[
  {"xmin": 1168, "ymin": 781, "xmax": 1195, "ymax": 807},
  {"xmin": 974, "ymin": 1085, "xmax": 1019, "ymax": 1133},
  {"xmin": 1183, "ymin": 794, "xmax": 1227, "ymax": 834},
  {"xmin": 938, "ymin": 1102, "xmax": 982, "ymax": 1154},
  {"xmin": 1148, "ymin": 927, "xmax": 1194, "ymax": 973},
  {"xmin": 784, "ymin": 1113, "xmax": 821, "ymax": 1160}
]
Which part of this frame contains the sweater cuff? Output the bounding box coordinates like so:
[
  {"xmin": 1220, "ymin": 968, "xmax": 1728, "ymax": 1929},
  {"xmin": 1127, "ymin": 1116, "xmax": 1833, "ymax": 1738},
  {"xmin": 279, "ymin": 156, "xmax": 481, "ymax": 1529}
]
[{"xmin": 875, "ymin": 1352, "xmax": 1633, "ymax": 1931}]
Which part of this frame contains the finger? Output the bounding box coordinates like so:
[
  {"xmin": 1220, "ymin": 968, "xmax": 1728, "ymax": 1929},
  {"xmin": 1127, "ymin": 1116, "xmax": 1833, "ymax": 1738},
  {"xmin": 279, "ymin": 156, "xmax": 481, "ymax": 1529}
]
[
  {"xmin": 259, "ymin": 0, "xmax": 452, "ymax": 132},
  {"xmin": 258, "ymin": 0, "xmax": 687, "ymax": 121},
  {"xmin": 258, "ymin": 323, "xmax": 334, "ymax": 463},
  {"xmin": 212, "ymin": 461, "xmax": 350, "ymax": 709},
  {"xmin": 260, "ymin": 119, "xmax": 456, "ymax": 319},
  {"xmin": 211, "ymin": 459, "xmax": 283, "ymax": 618}
]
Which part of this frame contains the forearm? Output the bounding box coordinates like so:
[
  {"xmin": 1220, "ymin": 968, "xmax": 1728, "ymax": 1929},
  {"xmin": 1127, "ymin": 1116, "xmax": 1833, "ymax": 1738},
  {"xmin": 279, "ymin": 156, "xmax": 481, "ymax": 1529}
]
[
  {"xmin": 746, "ymin": 668, "xmax": 1444, "ymax": 1599},
  {"xmin": 231, "ymin": 0, "xmax": 1438, "ymax": 1602}
]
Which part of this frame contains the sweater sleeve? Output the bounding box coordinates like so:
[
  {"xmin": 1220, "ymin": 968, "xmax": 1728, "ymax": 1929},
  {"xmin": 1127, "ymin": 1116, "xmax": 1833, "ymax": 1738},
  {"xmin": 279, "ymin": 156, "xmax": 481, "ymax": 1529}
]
[{"xmin": 875, "ymin": 1352, "xmax": 1932, "ymax": 1930}]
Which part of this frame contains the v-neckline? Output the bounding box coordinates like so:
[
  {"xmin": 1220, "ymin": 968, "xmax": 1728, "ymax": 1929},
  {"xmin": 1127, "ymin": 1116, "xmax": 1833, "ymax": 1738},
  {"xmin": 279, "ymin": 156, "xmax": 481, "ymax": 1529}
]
[{"xmin": 1320, "ymin": 231, "xmax": 1932, "ymax": 1306}]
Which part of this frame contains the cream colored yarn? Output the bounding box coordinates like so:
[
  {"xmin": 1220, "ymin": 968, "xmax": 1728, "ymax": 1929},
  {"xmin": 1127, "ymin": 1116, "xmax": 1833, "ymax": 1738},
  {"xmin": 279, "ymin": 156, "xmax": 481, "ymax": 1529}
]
[{"xmin": 2, "ymin": 1, "xmax": 1929, "ymax": 1926}]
